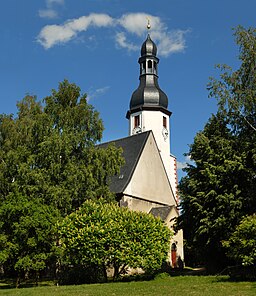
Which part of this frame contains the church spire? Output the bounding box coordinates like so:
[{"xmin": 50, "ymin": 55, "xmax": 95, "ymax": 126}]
[{"xmin": 127, "ymin": 30, "xmax": 170, "ymax": 119}]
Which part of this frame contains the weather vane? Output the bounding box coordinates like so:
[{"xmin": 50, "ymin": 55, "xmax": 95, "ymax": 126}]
[{"xmin": 147, "ymin": 17, "xmax": 151, "ymax": 30}]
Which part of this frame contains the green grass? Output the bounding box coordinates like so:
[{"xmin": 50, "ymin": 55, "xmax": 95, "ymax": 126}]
[{"xmin": 0, "ymin": 276, "xmax": 256, "ymax": 296}]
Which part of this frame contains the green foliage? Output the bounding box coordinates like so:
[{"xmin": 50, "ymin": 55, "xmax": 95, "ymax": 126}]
[
  {"xmin": 0, "ymin": 80, "xmax": 124, "ymax": 214},
  {"xmin": 178, "ymin": 113, "xmax": 244, "ymax": 269},
  {"xmin": 0, "ymin": 192, "xmax": 60, "ymax": 280},
  {"xmin": 208, "ymin": 26, "xmax": 256, "ymax": 135},
  {"xmin": 58, "ymin": 199, "xmax": 172, "ymax": 281},
  {"xmin": 223, "ymin": 215, "xmax": 256, "ymax": 266},
  {"xmin": 178, "ymin": 27, "xmax": 256, "ymax": 271},
  {"xmin": 0, "ymin": 80, "xmax": 124, "ymax": 280}
]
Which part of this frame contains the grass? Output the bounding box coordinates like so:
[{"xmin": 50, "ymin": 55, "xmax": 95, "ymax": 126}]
[{"xmin": 0, "ymin": 275, "xmax": 256, "ymax": 296}]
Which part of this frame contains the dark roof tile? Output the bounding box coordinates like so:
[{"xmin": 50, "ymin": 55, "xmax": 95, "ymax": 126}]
[{"xmin": 98, "ymin": 131, "xmax": 150, "ymax": 193}]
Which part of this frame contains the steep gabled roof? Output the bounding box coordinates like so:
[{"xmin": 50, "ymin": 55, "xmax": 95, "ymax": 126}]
[{"xmin": 98, "ymin": 131, "xmax": 151, "ymax": 193}]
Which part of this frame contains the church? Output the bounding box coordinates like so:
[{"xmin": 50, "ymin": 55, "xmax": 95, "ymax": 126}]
[{"xmin": 101, "ymin": 30, "xmax": 184, "ymax": 267}]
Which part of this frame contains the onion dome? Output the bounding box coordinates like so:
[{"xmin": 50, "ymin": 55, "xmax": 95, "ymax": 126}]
[
  {"xmin": 127, "ymin": 34, "xmax": 170, "ymax": 117},
  {"xmin": 129, "ymin": 80, "xmax": 168, "ymax": 110},
  {"xmin": 141, "ymin": 34, "xmax": 157, "ymax": 56}
]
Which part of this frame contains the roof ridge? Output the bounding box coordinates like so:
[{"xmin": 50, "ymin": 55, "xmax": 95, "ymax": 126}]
[{"xmin": 98, "ymin": 130, "xmax": 151, "ymax": 146}]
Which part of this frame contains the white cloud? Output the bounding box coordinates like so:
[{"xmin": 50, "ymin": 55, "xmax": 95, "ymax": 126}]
[
  {"xmin": 69, "ymin": 14, "xmax": 114, "ymax": 32},
  {"xmin": 39, "ymin": 9, "xmax": 58, "ymax": 19},
  {"xmin": 38, "ymin": 25, "xmax": 74, "ymax": 49},
  {"xmin": 87, "ymin": 86, "xmax": 110, "ymax": 101},
  {"xmin": 177, "ymin": 155, "xmax": 193, "ymax": 170},
  {"xmin": 152, "ymin": 30, "xmax": 188, "ymax": 57},
  {"xmin": 115, "ymin": 32, "xmax": 139, "ymax": 52},
  {"xmin": 177, "ymin": 161, "xmax": 188, "ymax": 170},
  {"xmin": 118, "ymin": 13, "xmax": 187, "ymax": 56},
  {"xmin": 47, "ymin": 0, "xmax": 65, "ymax": 5},
  {"xmin": 118, "ymin": 13, "xmax": 163, "ymax": 36},
  {"xmin": 94, "ymin": 86, "xmax": 110, "ymax": 95},
  {"xmin": 38, "ymin": 13, "xmax": 114, "ymax": 49},
  {"xmin": 115, "ymin": 13, "xmax": 163, "ymax": 53},
  {"xmin": 39, "ymin": 0, "xmax": 65, "ymax": 19},
  {"xmin": 37, "ymin": 12, "xmax": 188, "ymax": 56},
  {"xmin": 185, "ymin": 155, "xmax": 192, "ymax": 162}
]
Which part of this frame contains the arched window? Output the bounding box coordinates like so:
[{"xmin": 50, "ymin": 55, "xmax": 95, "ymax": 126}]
[
  {"xmin": 142, "ymin": 61, "xmax": 146, "ymax": 74},
  {"xmin": 154, "ymin": 61, "xmax": 157, "ymax": 74},
  {"xmin": 148, "ymin": 60, "xmax": 153, "ymax": 73},
  {"xmin": 163, "ymin": 116, "xmax": 167, "ymax": 128},
  {"xmin": 171, "ymin": 243, "xmax": 177, "ymax": 268},
  {"xmin": 134, "ymin": 115, "xmax": 140, "ymax": 128}
]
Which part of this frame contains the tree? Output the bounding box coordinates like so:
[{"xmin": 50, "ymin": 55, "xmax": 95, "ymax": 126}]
[
  {"xmin": 0, "ymin": 193, "xmax": 60, "ymax": 287},
  {"xmin": 223, "ymin": 214, "xmax": 256, "ymax": 266},
  {"xmin": 58, "ymin": 199, "xmax": 172, "ymax": 282},
  {"xmin": 208, "ymin": 26, "xmax": 256, "ymax": 214},
  {"xmin": 208, "ymin": 26, "xmax": 256, "ymax": 135},
  {"xmin": 0, "ymin": 80, "xmax": 124, "ymax": 281},
  {"xmin": 178, "ymin": 113, "xmax": 245, "ymax": 270},
  {"xmin": 178, "ymin": 27, "xmax": 256, "ymax": 271},
  {"xmin": 0, "ymin": 80, "xmax": 124, "ymax": 214}
]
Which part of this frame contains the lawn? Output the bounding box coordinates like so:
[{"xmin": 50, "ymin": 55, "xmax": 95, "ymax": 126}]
[{"xmin": 0, "ymin": 276, "xmax": 256, "ymax": 296}]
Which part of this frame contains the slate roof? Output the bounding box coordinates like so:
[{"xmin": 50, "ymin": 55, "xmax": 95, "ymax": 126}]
[
  {"xmin": 141, "ymin": 34, "xmax": 157, "ymax": 56},
  {"xmin": 98, "ymin": 131, "xmax": 151, "ymax": 193}
]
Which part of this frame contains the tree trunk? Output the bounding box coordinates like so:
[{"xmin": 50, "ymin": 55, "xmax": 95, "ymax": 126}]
[
  {"xmin": 16, "ymin": 275, "xmax": 20, "ymax": 288},
  {"xmin": 102, "ymin": 264, "xmax": 108, "ymax": 283},
  {"xmin": 36, "ymin": 272, "xmax": 39, "ymax": 286},
  {"xmin": 113, "ymin": 263, "xmax": 120, "ymax": 281}
]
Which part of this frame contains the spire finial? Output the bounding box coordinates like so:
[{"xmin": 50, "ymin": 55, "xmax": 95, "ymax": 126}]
[{"xmin": 147, "ymin": 17, "xmax": 151, "ymax": 31}]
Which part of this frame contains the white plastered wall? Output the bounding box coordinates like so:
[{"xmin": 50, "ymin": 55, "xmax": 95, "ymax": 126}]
[
  {"xmin": 127, "ymin": 114, "xmax": 183, "ymax": 265},
  {"xmin": 167, "ymin": 207, "xmax": 184, "ymax": 264},
  {"xmin": 119, "ymin": 195, "xmax": 184, "ymax": 264},
  {"xmin": 124, "ymin": 132, "xmax": 176, "ymax": 206},
  {"xmin": 129, "ymin": 110, "xmax": 178, "ymax": 201}
]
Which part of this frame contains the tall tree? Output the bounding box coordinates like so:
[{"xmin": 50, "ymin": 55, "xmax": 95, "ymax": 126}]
[
  {"xmin": 0, "ymin": 80, "xmax": 124, "ymax": 213},
  {"xmin": 178, "ymin": 113, "xmax": 245, "ymax": 270},
  {"xmin": 0, "ymin": 80, "xmax": 124, "ymax": 281},
  {"xmin": 0, "ymin": 193, "xmax": 60, "ymax": 287},
  {"xmin": 208, "ymin": 26, "xmax": 256, "ymax": 214},
  {"xmin": 178, "ymin": 27, "xmax": 256, "ymax": 271}
]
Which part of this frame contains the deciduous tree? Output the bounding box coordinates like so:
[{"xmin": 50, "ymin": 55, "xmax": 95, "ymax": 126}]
[
  {"xmin": 0, "ymin": 80, "xmax": 124, "ymax": 281},
  {"xmin": 0, "ymin": 193, "xmax": 60, "ymax": 287}
]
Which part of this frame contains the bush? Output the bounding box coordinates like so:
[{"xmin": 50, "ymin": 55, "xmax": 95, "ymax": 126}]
[
  {"xmin": 58, "ymin": 199, "xmax": 172, "ymax": 282},
  {"xmin": 223, "ymin": 214, "xmax": 256, "ymax": 266}
]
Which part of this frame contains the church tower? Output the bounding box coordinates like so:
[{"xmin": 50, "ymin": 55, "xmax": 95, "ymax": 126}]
[{"xmin": 126, "ymin": 31, "xmax": 178, "ymax": 200}]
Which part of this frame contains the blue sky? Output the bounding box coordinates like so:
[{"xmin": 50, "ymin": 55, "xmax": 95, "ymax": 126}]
[{"xmin": 0, "ymin": 0, "xmax": 255, "ymax": 178}]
